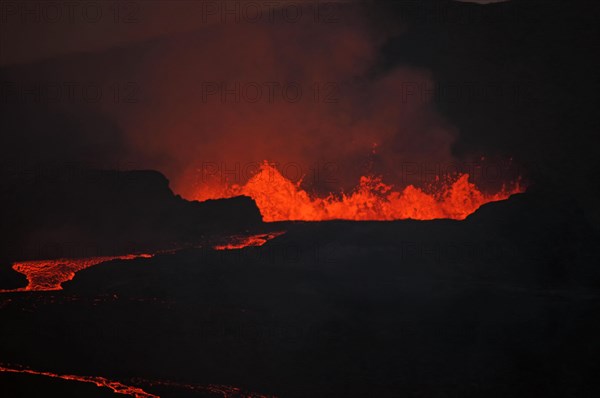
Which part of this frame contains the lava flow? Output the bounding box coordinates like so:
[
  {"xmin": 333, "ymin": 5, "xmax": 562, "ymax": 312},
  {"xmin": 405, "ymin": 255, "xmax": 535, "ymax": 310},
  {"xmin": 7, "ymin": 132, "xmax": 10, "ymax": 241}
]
[
  {"xmin": 0, "ymin": 365, "xmax": 158, "ymax": 398},
  {"xmin": 0, "ymin": 364, "xmax": 277, "ymax": 398},
  {"xmin": 214, "ymin": 232, "xmax": 286, "ymax": 250},
  {"xmin": 1, "ymin": 231, "xmax": 288, "ymax": 293},
  {"xmin": 194, "ymin": 162, "xmax": 524, "ymax": 222},
  {"xmin": 1, "ymin": 254, "xmax": 154, "ymax": 293}
]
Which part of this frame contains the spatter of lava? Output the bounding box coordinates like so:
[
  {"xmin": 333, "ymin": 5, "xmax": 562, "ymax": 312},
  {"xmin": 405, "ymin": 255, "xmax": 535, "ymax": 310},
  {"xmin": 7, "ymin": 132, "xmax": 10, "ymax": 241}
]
[{"xmin": 194, "ymin": 161, "xmax": 524, "ymax": 222}]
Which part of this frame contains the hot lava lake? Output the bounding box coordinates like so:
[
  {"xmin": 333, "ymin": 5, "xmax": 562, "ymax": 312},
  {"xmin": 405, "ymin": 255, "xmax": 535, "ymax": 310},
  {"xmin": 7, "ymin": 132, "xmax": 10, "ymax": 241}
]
[{"xmin": 193, "ymin": 162, "xmax": 524, "ymax": 222}]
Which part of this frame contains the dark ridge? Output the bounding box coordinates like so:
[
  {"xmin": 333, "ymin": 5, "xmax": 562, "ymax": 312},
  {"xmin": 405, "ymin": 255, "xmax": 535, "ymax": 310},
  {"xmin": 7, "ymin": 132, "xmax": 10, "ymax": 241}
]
[{"xmin": 0, "ymin": 167, "xmax": 263, "ymax": 263}]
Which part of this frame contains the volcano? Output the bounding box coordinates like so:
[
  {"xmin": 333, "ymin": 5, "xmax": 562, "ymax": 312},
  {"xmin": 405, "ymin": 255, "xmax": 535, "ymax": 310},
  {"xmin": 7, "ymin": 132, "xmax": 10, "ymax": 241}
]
[{"xmin": 1, "ymin": 0, "xmax": 600, "ymax": 397}]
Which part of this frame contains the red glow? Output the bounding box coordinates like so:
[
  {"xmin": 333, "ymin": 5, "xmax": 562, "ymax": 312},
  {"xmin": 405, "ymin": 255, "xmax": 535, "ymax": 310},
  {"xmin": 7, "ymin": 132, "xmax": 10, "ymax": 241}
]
[
  {"xmin": 0, "ymin": 365, "xmax": 158, "ymax": 398},
  {"xmin": 136, "ymin": 378, "xmax": 277, "ymax": 397},
  {"xmin": 0, "ymin": 364, "xmax": 277, "ymax": 398},
  {"xmin": 194, "ymin": 161, "xmax": 524, "ymax": 222},
  {"xmin": 214, "ymin": 232, "xmax": 286, "ymax": 250},
  {"xmin": 0, "ymin": 254, "xmax": 153, "ymax": 293}
]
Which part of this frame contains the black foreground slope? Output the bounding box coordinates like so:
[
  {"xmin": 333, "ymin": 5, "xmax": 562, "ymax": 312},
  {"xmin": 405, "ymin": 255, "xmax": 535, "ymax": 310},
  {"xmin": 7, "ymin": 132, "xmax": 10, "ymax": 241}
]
[
  {"xmin": 2, "ymin": 168, "xmax": 262, "ymax": 258},
  {"xmin": 0, "ymin": 373, "xmax": 117, "ymax": 398},
  {"xmin": 1, "ymin": 190, "xmax": 599, "ymax": 398},
  {"xmin": 0, "ymin": 167, "xmax": 263, "ymax": 290}
]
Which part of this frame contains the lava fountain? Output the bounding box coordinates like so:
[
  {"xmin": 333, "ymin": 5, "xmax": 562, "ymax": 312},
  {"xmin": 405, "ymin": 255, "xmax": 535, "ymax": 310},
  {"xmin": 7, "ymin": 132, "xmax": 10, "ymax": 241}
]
[{"xmin": 193, "ymin": 161, "xmax": 524, "ymax": 222}]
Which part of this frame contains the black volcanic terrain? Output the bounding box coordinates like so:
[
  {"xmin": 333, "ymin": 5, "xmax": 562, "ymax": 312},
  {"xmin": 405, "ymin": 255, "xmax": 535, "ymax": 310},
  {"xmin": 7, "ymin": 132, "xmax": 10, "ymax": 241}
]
[
  {"xmin": 0, "ymin": 167, "xmax": 263, "ymax": 290},
  {"xmin": 1, "ymin": 171, "xmax": 599, "ymax": 396},
  {"xmin": 2, "ymin": 0, "xmax": 600, "ymax": 396}
]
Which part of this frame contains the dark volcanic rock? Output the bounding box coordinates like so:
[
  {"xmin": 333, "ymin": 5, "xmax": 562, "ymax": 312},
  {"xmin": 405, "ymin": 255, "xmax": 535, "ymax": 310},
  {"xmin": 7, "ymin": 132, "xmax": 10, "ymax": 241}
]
[
  {"xmin": 14, "ymin": 192, "xmax": 588, "ymax": 398},
  {"xmin": 0, "ymin": 258, "xmax": 27, "ymax": 290},
  {"xmin": 0, "ymin": 167, "xmax": 263, "ymax": 262},
  {"xmin": 0, "ymin": 373, "xmax": 117, "ymax": 398}
]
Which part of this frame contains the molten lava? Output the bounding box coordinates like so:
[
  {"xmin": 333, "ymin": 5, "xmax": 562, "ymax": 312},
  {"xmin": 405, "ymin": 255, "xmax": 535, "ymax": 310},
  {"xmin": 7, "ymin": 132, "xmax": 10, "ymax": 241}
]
[
  {"xmin": 0, "ymin": 364, "xmax": 158, "ymax": 398},
  {"xmin": 0, "ymin": 364, "xmax": 276, "ymax": 398},
  {"xmin": 214, "ymin": 232, "xmax": 286, "ymax": 250},
  {"xmin": 194, "ymin": 162, "xmax": 524, "ymax": 222},
  {"xmin": 1, "ymin": 254, "xmax": 153, "ymax": 293}
]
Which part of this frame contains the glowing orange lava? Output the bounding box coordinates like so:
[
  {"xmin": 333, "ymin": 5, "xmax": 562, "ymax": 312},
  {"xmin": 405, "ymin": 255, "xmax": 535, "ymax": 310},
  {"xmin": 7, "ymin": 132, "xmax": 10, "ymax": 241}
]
[
  {"xmin": 0, "ymin": 364, "xmax": 277, "ymax": 398},
  {"xmin": 0, "ymin": 365, "xmax": 158, "ymax": 398},
  {"xmin": 214, "ymin": 231, "xmax": 286, "ymax": 250},
  {"xmin": 136, "ymin": 378, "xmax": 277, "ymax": 397},
  {"xmin": 1, "ymin": 254, "xmax": 153, "ymax": 293},
  {"xmin": 194, "ymin": 161, "xmax": 524, "ymax": 222}
]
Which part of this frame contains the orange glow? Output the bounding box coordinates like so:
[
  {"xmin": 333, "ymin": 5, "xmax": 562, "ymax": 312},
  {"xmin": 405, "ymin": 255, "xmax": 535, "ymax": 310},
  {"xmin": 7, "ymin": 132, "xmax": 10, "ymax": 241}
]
[
  {"xmin": 214, "ymin": 231, "xmax": 286, "ymax": 250},
  {"xmin": 0, "ymin": 365, "xmax": 158, "ymax": 398},
  {"xmin": 136, "ymin": 378, "xmax": 277, "ymax": 397},
  {"xmin": 0, "ymin": 364, "xmax": 277, "ymax": 398},
  {"xmin": 194, "ymin": 161, "xmax": 524, "ymax": 222},
  {"xmin": 1, "ymin": 254, "xmax": 153, "ymax": 293}
]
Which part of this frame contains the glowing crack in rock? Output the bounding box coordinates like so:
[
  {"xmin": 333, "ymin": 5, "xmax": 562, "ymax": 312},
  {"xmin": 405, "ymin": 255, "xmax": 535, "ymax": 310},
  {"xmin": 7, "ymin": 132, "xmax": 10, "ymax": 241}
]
[
  {"xmin": 0, "ymin": 254, "xmax": 154, "ymax": 293},
  {"xmin": 214, "ymin": 231, "xmax": 286, "ymax": 250},
  {"xmin": 0, "ymin": 365, "xmax": 277, "ymax": 398},
  {"xmin": 0, "ymin": 365, "xmax": 158, "ymax": 398},
  {"xmin": 135, "ymin": 378, "xmax": 278, "ymax": 397},
  {"xmin": 194, "ymin": 161, "xmax": 524, "ymax": 222}
]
